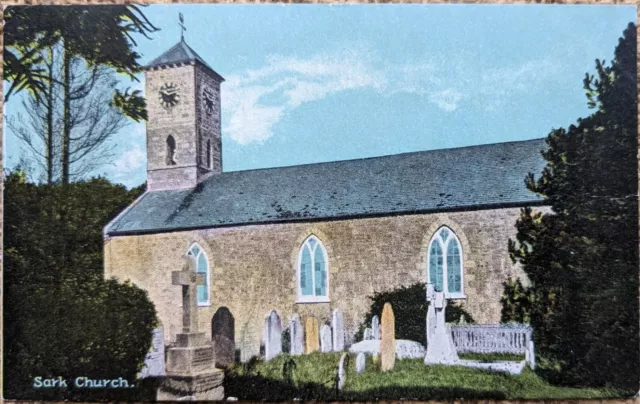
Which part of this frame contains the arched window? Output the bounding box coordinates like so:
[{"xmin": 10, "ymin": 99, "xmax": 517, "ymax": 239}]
[
  {"xmin": 297, "ymin": 236, "xmax": 329, "ymax": 303},
  {"xmin": 166, "ymin": 136, "xmax": 177, "ymax": 166},
  {"xmin": 187, "ymin": 243, "xmax": 210, "ymax": 306},
  {"xmin": 207, "ymin": 139, "xmax": 211, "ymax": 168},
  {"xmin": 427, "ymin": 227, "xmax": 464, "ymax": 298}
]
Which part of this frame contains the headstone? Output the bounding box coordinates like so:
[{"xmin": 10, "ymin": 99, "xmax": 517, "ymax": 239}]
[
  {"xmin": 264, "ymin": 310, "xmax": 282, "ymax": 361},
  {"xmin": 379, "ymin": 303, "xmax": 396, "ymax": 372},
  {"xmin": 363, "ymin": 328, "xmax": 374, "ymax": 341},
  {"xmin": 355, "ymin": 352, "xmax": 366, "ymax": 374},
  {"xmin": 159, "ymin": 255, "xmax": 224, "ymax": 401},
  {"xmin": 240, "ymin": 323, "xmax": 258, "ymax": 363},
  {"xmin": 337, "ymin": 353, "xmax": 348, "ymax": 390},
  {"xmin": 305, "ymin": 317, "xmax": 320, "ymax": 354},
  {"xmin": 211, "ymin": 307, "xmax": 235, "ymax": 367},
  {"xmin": 424, "ymin": 289, "xmax": 459, "ymax": 365},
  {"xmin": 140, "ymin": 327, "xmax": 165, "ymax": 378},
  {"xmin": 320, "ymin": 324, "xmax": 333, "ymax": 352},
  {"xmin": 289, "ymin": 314, "xmax": 304, "ymax": 355},
  {"xmin": 332, "ymin": 309, "xmax": 345, "ymax": 351},
  {"xmin": 372, "ymin": 315, "xmax": 380, "ymax": 340}
]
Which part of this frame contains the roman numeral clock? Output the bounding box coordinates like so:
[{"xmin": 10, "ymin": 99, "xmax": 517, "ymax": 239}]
[{"xmin": 159, "ymin": 82, "xmax": 180, "ymax": 108}]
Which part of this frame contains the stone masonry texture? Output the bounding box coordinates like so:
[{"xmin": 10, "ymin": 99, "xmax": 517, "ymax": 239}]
[{"xmin": 104, "ymin": 207, "xmax": 547, "ymax": 358}]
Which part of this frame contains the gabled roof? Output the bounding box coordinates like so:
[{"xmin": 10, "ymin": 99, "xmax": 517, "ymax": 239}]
[
  {"xmin": 106, "ymin": 138, "xmax": 548, "ymax": 236},
  {"xmin": 145, "ymin": 39, "xmax": 225, "ymax": 81}
]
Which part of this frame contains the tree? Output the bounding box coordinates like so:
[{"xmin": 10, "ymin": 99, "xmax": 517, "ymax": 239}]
[
  {"xmin": 8, "ymin": 48, "xmax": 130, "ymax": 183},
  {"xmin": 6, "ymin": 46, "xmax": 61, "ymax": 183},
  {"xmin": 3, "ymin": 5, "xmax": 157, "ymax": 122},
  {"xmin": 3, "ymin": 172, "xmax": 156, "ymax": 399},
  {"xmin": 508, "ymin": 23, "xmax": 638, "ymax": 390},
  {"xmin": 354, "ymin": 283, "xmax": 475, "ymax": 344}
]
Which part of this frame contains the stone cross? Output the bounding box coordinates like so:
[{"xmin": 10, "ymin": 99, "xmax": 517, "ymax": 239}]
[
  {"xmin": 172, "ymin": 255, "xmax": 206, "ymax": 334},
  {"xmin": 424, "ymin": 285, "xmax": 459, "ymax": 365}
]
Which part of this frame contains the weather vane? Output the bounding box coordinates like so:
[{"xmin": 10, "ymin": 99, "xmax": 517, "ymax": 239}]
[{"xmin": 179, "ymin": 13, "xmax": 186, "ymax": 41}]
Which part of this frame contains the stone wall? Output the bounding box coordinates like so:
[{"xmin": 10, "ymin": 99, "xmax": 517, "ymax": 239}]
[
  {"xmin": 104, "ymin": 207, "xmax": 546, "ymax": 357},
  {"xmin": 195, "ymin": 64, "xmax": 223, "ymax": 177}
]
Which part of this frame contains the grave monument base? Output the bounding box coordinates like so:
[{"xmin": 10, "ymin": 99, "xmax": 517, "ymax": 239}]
[{"xmin": 156, "ymin": 368, "xmax": 225, "ymax": 401}]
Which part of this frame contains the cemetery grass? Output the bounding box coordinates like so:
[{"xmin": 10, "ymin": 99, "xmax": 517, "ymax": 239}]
[{"xmin": 224, "ymin": 352, "xmax": 628, "ymax": 400}]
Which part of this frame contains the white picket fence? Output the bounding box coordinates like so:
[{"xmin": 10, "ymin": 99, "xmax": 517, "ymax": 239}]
[{"xmin": 450, "ymin": 324, "xmax": 532, "ymax": 355}]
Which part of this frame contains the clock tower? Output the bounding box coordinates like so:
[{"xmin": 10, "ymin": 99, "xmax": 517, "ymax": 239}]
[{"xmin": 144, "ymin": 38, "xmax": 225, "ymax": 191}]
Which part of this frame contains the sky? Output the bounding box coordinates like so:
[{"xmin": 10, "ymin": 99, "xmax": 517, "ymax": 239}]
[{"xmin": 3, "ymin": 4, "xmax": 637, "ymax": 188}]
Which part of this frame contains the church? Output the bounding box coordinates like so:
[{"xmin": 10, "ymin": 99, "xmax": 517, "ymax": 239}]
[{"xmin": 103, "ymin": 39, "xmax": 549, "ymax": 359}]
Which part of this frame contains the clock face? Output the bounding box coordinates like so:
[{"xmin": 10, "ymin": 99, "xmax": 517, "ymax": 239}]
[
  {"xmin": 202, "ymin": 87, "xmax": 215, "ymax": 115},
  {"xmin": 159, "ymin": 83, "xmax": 180, "ymax": 108}
]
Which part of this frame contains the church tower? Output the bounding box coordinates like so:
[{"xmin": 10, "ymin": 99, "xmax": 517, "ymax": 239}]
[{"xmin": 144, "ymin": 38, "xmax": 224, "ymax": 191}]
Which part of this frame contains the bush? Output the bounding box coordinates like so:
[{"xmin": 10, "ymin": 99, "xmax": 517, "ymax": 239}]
[
  {"xmin": 3, "ymin": 172, "xmax": 157, "ymax": 400},
  {"xmin": 354, "ymin": 282, "xmax": 475, "ymax": 343},
  {"xmin": 500, "ymin": 278, "xmax": 534, "ymax": 323}
]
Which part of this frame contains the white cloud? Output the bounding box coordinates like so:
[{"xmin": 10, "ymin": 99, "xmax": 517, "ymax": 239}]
[
  {"xmin": 221, "ymin": 48, "xmax": 562, "ymax": 144},
  {"xmin": 222, "ymin": 49, "xmax": 401, "ymax": 145},
  {"xmin": 429, "ymin": 89, "xmax": 464, "ymax": 112},
  {"xmin": 114, "ymin": 144, "xmax": 145, "ymax": 175}
]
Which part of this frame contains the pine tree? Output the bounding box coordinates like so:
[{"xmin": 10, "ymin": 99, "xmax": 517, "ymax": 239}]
[{"xmin": 508, "ymin": 23, "xmax": 638, "ymax": 390}]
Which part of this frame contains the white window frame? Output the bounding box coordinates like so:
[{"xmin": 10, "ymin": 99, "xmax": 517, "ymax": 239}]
[
  {"xmin": 427, "ymin": 227, "xmax": 466, "ymax": 300},
  {"xmin": 187, "ymin": 242, "xmax": 211, "ymax": 307},
  {"xmin": 296, "ymin": 235, "xmax": 330, "ymax": 304}
]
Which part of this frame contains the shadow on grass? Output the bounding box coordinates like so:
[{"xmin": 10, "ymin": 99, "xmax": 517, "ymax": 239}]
[{"xmin": 223, "ymin": 372, "xmax": 508, "ymax": 401}]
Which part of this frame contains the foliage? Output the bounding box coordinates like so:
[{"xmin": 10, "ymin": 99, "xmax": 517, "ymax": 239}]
[
  {"xmin": 500, "ymin": 278, "xmax": 534, "ymax": 323},
  {"xmin": 508, "ymin": 23, "xmax": 638, "ymax": 390},
  {"xmin": 354, "ymin": 283, "xmax": 475, "ymax": 343},
  {"xmin": 7, "ymin": 51, "xmax": 130, "ymax": 183},
  {"xmin": 3, "ymin": 171, "xmax": 155, "ymax": 399},
  {"xmin": 225, "ymin": 353, "xmax": 629, "ymax": 400},
  {"xmin": 3, "ymin": 5, "xmax": 157, "ymax": 108}
]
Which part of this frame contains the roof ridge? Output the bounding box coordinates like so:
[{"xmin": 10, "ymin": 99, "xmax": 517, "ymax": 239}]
[{"xmin": 214, "ymin": 137, "xmax": 547, "ymax": 178}]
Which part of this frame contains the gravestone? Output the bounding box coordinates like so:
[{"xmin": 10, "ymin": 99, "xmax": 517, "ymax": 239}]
[
  {"xmin": 363, "ymin": 328, "xmax": 374, "ymax": 341},
  {"xmin": 264, "ymin": 310, "xmax": 282, "ymax": 361},
  {"xmin": 372, "ymin": 315, "xmax": 380, "ymax": 340},
  {"xmin": 337, "ymin": 353, "xmax": 348, "ymax": 390},
  {"xmin": 289, "ymin": 314, "xmax": 304, "ymax": 355},
  {"xmin": 320, "ymin": 324, "xmax": 333, "ymax": 352},
  {"xmin": 355, "ymin": 352, "xmax": 366, "ymax": 374},
  {"xmin": 240, "ymin": 323, "xmax": 257, "ymax": 363},
  {"xmin": 158, "ymin": 255, "xmax": 224, "ymax": 401},
  {"xmin": 379, "ymin": 303, "xmax": 396, "ymax": 372},
  {"xmin": 424, "ymin": 287, "xmax": 459, "ymax": 365},
  {"xmin": 305, "ymin": 317, "xmax": 320, "ymax": 353},
  {"xmin": 212, "ymin": 307, "xmax": 235, "ymax": 367},
  {"xmin": 332, "ymin": 309, "xmax": 345, "ymax": 351},
  {"xmin": 140, "ymin": 327, "xmax": 165, "ymax": 378}
]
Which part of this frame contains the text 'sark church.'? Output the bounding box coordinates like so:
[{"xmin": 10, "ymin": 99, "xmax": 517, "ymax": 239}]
[{"xmin": 103, "ymin": 39, "xmax": 549, "ymax": 358}]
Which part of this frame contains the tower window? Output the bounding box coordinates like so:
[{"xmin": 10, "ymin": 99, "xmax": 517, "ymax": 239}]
[
  {"xmin": 207, "ymin": 140, "xmax": 212, "ymax": 168},
  {"xmin": 166, "ymin": 135, "xmax": 177, "ymax": 166}
]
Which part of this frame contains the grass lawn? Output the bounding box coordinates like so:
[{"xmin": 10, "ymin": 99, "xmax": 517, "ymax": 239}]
[{"xmin": 224, "ymin": 352, "xmax": 629, "ymax": 400}]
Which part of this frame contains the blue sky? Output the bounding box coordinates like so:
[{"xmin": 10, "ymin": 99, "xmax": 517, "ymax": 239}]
[{"xmin": 3, "ymin": 4, "xmax": 636, "ymax": 188}]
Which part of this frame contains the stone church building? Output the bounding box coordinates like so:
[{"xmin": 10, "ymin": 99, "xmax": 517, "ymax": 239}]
[{"xmin": 103, "ymin": 39, "xmax": 549, "ymax": 358}]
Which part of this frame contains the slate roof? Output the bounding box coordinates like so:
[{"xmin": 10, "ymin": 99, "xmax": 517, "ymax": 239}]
[
  {"xmin": 106, "ymin": 138, "xmax": 549, "ymax": 236},
  {"xmin": 145, "ymin": 39, "xmax": 225, "ymax": 81}
]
